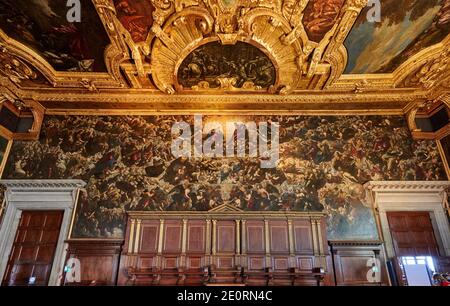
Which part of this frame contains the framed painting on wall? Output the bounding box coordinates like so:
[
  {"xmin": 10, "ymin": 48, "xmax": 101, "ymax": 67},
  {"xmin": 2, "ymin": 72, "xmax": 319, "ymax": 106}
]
[
  {"xmin": 0, "ymin": 135, "xmax": 12, "ymax": 178},
  {"xmin": 0, "ymin": 135, "xmax": 12, "ymax": 225},
  {"xmin": 437, "ymin": 135, "xmax": 450, "ymax": 222},
  {"xmin": 437, "ymin": 135, "xmax": 450, "ymax": 180}
]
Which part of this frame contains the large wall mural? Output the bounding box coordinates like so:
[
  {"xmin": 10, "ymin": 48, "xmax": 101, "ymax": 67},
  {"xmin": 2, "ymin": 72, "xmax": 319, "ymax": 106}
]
[
  {"xmin": 345, "ymin": 0, "xmax": 450, "ymax": 74},
  {"xmin": 3, "ymin": 115, "xmax": 446, "ymax": 240},
  {"xmin": 177, "ymin": 42, "xmax": 276, "ymax": 90},
  {"xmin": 0, "ymin": 0, "xmax": 111, "ymax": 72}
]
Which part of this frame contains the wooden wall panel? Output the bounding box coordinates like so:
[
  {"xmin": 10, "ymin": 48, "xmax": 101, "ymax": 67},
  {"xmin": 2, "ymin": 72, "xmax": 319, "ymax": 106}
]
[
  {"xmin": 294, "ymin": 221, "xmax": 313, "ymax": 253},
  {"xmin": 187, "ymin": 221, "xmax": 206, "ymax": 253},
  {"xmin": 329, "ymin": 241, "xmax": 389, "ymax": 286},
  {"xmin": 216, "ymin": 221, "xmax": 235, "ymax": 254},
  {"xmin": 140, "ymin": 223, "xmax": 158, "ymax": 254},
  {"xmin": 387, "ymin": 212, "xmax": 440, "ymax": 257},
  {"xmin": 246, "ymin": 221, "xmax": 265, "ymax": 254},
  {"xmin": 270, "ymin": 221, "xmax": 289, "ymax": 253},
  {"xmin": 163, "ymin": 221, "xmax": 182, "ymax": 254},
  {"xmin": 64, "ymin": 239, "xmax": 123, "ymax": 286},
  {"xmin": 121, "ymin": 213, "xmax": 330, "ymax": 286},
  {"xmin": 248, "ymin": 256, "xmax": 265, "ymax": 270}
]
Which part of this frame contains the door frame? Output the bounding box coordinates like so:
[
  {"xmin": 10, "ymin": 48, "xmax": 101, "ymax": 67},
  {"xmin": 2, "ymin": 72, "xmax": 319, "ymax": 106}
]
[
  {"xmin": 365, "ymin": 181, "xmax": 450, "ymax": 259},
  {"xmin": 0, "ymin": 180, "xmax": 85, "ymax": 286}
]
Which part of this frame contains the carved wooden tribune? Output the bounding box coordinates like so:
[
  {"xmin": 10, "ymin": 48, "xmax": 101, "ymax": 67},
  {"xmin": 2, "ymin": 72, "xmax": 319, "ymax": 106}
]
[{"xmin": 120, "ymin": 204, "xmax": 330, "ymax": 286}]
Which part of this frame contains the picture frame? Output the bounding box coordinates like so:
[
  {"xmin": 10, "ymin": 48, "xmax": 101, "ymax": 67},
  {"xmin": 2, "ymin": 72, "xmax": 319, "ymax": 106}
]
[
  {"xmin": 0, "ymin": 134, "xmax": 12, "ymax": 179},
  {"xmin": 437, "ymin": 135, "xmax": 450, "ymax": 180}
]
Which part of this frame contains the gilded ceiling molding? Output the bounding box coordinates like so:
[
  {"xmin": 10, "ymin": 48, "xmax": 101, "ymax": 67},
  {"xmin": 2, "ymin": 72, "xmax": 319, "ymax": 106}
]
[
  {"xmin": 323, "ymin": 45, "xmax": 348, "ymax": 89},
  {"xmin": 92, "ymin": 0, "xmax": 137, "ymax": 84},
  {"xmin": 440, "ymin": 94, "xmax": 450, "ymax": 108},
  {"xmin": 364, "ymin": 181, "xmax": 450, "ymax": 193},
  {"xmin": 147, "ymin": 0, "xmax": 368, "ymax": 94},
  {"xmin": 15, "ymin": 89, "xmax": 425, "ymax": 104},
  {"xmin": 330, "ymin": 34, "xmax": 450, "ymax": 92},
  {"xmin": 395, "ymin": 34, "xmax": 450, "ymax": 89},
  {"xmin": 0, "ymin": 45, "xmax": 38, "ymax": 86},
  {"xmin": 0, "ymin": 5, "xmax": 127, "ymax": 90},
  {"xmin": 321, "ymin": 0, "xmax": 367, "ymax": 76}
]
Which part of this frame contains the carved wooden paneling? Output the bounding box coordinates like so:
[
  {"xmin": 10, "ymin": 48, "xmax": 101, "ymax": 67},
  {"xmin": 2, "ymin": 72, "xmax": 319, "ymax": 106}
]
[
  {"xmin": 297, "ymin": 257, "xmax": 314, "ymax": 271},
  {"xmin": 187, "ymin": 221, "xmax": 206, "ymax": 253},
  {"xmin": 64, "ymin": 239, "xmax": 123, "ymax": 286},
  {"xmin": 329, "ymin": 241, "xmax": 389, "ymax": 286},
  {"xmin": 269, "ymin": 221, "xmax": 289, "ymax": 253},
  {"xmin": 246, "ymin": 221, "xmax": 265, "ymax": 254},
  {"xmin": 163, "ymin": 221, "xmax": 182, "ymax": 254},
  {"xmin": 248, "ymin": 256, "xmax": 265, "ymax": 270},
  {"xmin": 216, "ymin": 221, "xmax": 235, "ymax": 254},
  {"xmin": 294, "ymin": 220, "xmax": 314, "ymax": 253},
  {"xmin": 121, "ymin": 210, "xmax": 329, "ymax": 286},
  {"xmin": 139, "ymin": 222, "xmax": 159, "ymax": 254}
]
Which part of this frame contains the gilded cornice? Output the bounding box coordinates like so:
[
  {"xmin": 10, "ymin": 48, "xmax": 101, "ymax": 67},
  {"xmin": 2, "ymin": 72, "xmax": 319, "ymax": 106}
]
[
  {"xmin": 0, "ymin": 0, "xmax": 448, "ymax": 114},
  {"xmin": 364, "ymin": 181, "xmax": 450, "ymax": 193}
]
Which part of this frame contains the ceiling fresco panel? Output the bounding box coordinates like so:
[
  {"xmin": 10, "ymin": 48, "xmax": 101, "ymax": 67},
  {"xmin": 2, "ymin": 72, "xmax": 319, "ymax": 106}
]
[
  {"xmin": 0, "ymin": 0, "xmax": 111, "ymax": 72},
  {"xmin": 344, "ymin": 0, "xmax": 450, "ymax": 74},
  {"xmin": 113, "ymin": 0, "xmax": 154, "ymax": 43},
  {"xmin": 302, "ymin": 0, "xmax": 345, "ymax": 43}
]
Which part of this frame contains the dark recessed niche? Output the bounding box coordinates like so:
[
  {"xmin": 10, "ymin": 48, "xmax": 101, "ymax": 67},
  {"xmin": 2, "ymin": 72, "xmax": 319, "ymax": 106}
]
[
  {"xmin": 430, "ymin": 107, "xmax": 449, "ymax": 131},
  {"xmin": 415, "ymin": 107, "xmax": 450, "ymax": 133}
]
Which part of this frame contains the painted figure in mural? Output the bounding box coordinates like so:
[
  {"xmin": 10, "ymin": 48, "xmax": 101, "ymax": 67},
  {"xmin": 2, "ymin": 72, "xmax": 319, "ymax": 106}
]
[{"xmin": 178, "ymin": 42, "xmax": 276, "ymax": 89}]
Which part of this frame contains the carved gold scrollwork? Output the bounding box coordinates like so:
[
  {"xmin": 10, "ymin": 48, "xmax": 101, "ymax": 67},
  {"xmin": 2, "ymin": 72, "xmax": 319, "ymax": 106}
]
[
  {"xmin": 404, "ymin": 51, "xmax": 450, "ymax": 90},
  {"xmin": 147, "ymin": 0, "xmax": 369, "ymax": 94},
  {"xmin": 0, "ymin": 45, "xmax": 37, "ymax": 85},
  {"xmin": 151, "ymin": 8, "xmax": 214, "ymax": 94}
]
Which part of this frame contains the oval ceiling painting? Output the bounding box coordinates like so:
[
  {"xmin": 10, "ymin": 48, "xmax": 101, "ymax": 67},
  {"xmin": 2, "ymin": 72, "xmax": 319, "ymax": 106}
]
[{"xmin": 177, "ymin": 41, "xmax": 276, "ymax": 90}]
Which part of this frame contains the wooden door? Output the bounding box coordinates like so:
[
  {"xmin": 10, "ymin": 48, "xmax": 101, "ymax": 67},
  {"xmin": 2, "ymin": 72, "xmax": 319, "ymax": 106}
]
[
  {"xmin": 387, "ymin": 212, "xmax": 439, "ymax": 257},
  {"xmin": 2, "ymin": 210, "xmax": 63, "ymax": 286}
]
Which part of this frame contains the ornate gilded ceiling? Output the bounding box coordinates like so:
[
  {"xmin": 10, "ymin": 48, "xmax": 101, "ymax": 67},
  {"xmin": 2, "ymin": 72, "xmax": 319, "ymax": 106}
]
[{"xmin": 0, "ymin": 0, "xmax": 449, "ymax": 114}]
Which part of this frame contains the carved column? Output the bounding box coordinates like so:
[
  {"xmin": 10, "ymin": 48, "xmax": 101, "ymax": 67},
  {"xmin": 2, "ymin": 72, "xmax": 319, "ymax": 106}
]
[
  {"xmin": 287, "ymin": 219, "xmax": 296, "ymax": 268},
  {"xmin": 205, "ymin": 219, "xmax": 211, "ymax": 266},
  {"xmin": 156, "ymin": 219, "xmax": 165, "ymax": 268},
  {"xmin": 241, "ymin": 219, "xmax": 247, "ymax": 268},
  {"xmin": 264, "ymin": 220, "xmax": 271, "ymax": 267},
  {"xmin": 181, "ymin": 219, "xmax": 188, "ymax": 267}
]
